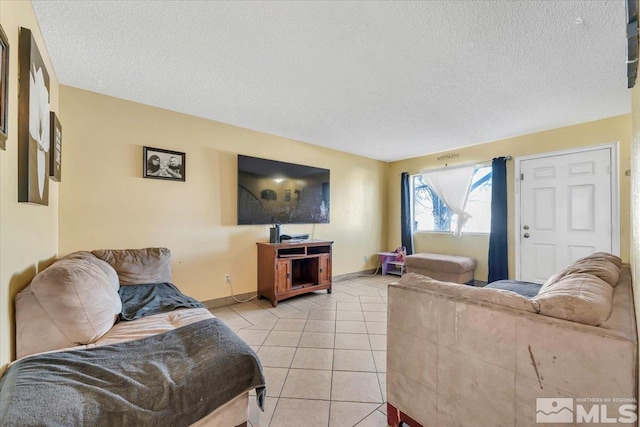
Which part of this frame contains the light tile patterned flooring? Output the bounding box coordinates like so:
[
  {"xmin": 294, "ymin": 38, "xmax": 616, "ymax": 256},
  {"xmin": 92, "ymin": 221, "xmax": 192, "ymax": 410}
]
[{"xmin": 209, "ymin": 274, "xmax": 392, "ymax": 427}]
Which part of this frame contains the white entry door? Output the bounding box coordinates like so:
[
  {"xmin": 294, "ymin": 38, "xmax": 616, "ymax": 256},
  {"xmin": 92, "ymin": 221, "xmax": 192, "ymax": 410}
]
[{"xmin": 518, "ymin": 147, "xmax": 614, "ymax": 283}]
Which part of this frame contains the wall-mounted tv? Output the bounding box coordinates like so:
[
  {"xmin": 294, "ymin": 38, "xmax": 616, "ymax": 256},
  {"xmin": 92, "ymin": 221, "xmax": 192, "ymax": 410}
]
[{"xmin": 237, "ymin": 155, "xmax": 330, "ymax": 225}]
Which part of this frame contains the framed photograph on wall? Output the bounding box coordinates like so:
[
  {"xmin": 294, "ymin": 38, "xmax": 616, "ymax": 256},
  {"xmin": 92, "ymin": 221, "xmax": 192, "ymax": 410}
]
[
  {"xmin": 18, "ymin": 27, "xmax": 50, "ymax": 205},
  {"xmin": 49, "ymin": 112, "xmax": 62, "ymax": 182},
  {"xmin": 143, "ymin": 146, "xmax": 185, "ymax": 182},
  {"xmin": 0, "ymin": 24, "xmax": 9, "ymax": 149}
]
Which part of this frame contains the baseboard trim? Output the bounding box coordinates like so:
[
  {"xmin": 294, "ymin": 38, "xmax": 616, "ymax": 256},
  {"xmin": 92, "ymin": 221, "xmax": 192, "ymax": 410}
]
[
  {"xmin": 202, "ymin": 270, "xmax": 382, "ymax": 307},
  {"xmin": 333, "ymin": 270, "xmax": 378, "ymax": 282},
  {"xmin": 202, "ymin": 291, "xmax": 258, "ymax": 309}
]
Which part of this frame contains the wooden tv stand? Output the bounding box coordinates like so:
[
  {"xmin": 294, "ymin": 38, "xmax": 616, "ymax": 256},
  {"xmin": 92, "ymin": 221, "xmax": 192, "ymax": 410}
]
[{"xmin": 257, "ymin": 240, "xmax": 333, "ymax": 307}]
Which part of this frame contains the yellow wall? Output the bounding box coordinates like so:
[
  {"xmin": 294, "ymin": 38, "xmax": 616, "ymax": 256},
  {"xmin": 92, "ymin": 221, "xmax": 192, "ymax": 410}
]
[
  {"xmin": 0, "ymin": 1, "xmax": 60, "ymax": 371},
  {"xmin": 389, "ymin": 115, "xmax": 631, "ymax": 281},
  {"xmin": 631, "ymin": 79, "xmax": 640, "ymax": 394},
  {"xmin": 58, "ymin": 86, "xmax": 388, "ymax": 302},
  {"xmin": 0, "ymin": 2, "xmax": 633, "ymax": 377}
]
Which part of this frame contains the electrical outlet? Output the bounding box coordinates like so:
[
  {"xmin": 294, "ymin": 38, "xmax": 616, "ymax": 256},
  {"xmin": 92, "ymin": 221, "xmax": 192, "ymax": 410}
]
[
  {"xmin": 224, "ymin": 274, "xmax": 231, "ymax": 283},
  {"xmin": 364, "ymin": 255, "xmax": 369, "ymax": 262}
]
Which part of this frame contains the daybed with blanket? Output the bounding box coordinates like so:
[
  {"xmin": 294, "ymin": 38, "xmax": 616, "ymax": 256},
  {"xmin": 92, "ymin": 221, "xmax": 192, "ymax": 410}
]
[{"xmin": 0, "ymin": 248, "xmax": 265, "ymax": 427}]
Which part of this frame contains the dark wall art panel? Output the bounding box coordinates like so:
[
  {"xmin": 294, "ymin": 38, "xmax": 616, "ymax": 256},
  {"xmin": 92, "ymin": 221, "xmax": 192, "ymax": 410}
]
[
  {"xmin": 18, "ymin": 27, "xmax": 50, "ymax": 205},
  {"xmin": 49, "ymin": 112, "xmax": 62, "ymax": 182},
  {"xmin": 0, "ymin": 24, "xmax": 9, "ymax": 149}
]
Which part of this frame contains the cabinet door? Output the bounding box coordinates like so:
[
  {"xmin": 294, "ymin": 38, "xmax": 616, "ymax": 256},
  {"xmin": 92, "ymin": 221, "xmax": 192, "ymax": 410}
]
[
  {"xmin": 276, "ymin": 259, "xmax": 292, "ymax": 294},
  {"xmin": 318, "ymin": 254, "xmax": 331, "ymax": 285}
]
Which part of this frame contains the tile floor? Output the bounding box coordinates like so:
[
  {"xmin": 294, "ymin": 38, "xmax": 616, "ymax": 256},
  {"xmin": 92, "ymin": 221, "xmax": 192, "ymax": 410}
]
[{"xmin": 210, "ymin": 274, "xmax": 393, "ymax": 427}]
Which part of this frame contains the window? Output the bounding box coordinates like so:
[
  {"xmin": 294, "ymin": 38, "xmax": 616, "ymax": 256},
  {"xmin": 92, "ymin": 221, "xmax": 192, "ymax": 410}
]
[{"xmin": 413, "ymin": 165, "xmax": 492, "ymax": 233}]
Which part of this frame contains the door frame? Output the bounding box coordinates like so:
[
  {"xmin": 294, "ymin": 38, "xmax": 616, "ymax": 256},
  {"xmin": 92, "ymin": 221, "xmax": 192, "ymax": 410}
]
[{"xmin": 514, "ymin": 142, "xmax": 620, "ymax": 280}]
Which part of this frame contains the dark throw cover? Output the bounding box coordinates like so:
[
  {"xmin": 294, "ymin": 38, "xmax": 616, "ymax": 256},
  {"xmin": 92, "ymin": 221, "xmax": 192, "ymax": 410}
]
[
  {"xmin": 485, "ymin": 280, "xmax": 542, "ymax": 298},
  {"xmin": 0, "ymin": 318, "xmax": 266, "ymax": 427},
  {"xmin": 118, "ymin": 282, "xmax": 205, "ymax": 321}
]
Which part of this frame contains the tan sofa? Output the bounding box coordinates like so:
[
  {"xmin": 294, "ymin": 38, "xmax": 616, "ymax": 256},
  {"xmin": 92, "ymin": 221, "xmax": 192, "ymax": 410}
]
[
  {"xmin": 8, "ymin": 248, "xmax": 260, "ymax": 427},
  {"xmin": 387, "ymin": 253, "xmax": 637, "ymax": 426}
]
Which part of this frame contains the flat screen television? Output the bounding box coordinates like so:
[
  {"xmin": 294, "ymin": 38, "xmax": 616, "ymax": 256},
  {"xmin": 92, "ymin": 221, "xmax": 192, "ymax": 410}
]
[{"xmin": 237, "ymin": 155, "xmax": 330, "ymax": 225}]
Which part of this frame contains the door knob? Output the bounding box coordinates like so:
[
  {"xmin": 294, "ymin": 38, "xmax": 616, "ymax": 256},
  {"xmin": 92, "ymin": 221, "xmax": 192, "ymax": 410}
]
[
  {"xmin": 523, "ymin": 225, "xmax": 529, "ymax": 230},
  {"xmin": 523, "ymin": 233, "xmax": 530, "ymax": 238}
]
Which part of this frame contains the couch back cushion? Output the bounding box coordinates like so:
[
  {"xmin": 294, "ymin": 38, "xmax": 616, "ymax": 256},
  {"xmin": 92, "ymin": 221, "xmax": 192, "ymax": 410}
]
[
  {"xmin": 92, "ymin": 247, "xmax": 172, "ymax": 285},
  {"xmin": 533, "ymin": 273, "xmax": 613, "ymax": 326},
  {"xmin": 541, "ymin": 259, "xmax": 620, "ymax": 292},
  {"xmin": 579, "ymin": 252, "xmax": 623, "ymax": 268},
  {"xmin": 26, "ymin": 257, "xmax": 122, "ymax": 349}
]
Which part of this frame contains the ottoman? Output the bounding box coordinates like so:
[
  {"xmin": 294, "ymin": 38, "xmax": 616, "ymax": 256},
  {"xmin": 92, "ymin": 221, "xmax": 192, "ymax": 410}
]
[{"xmin": 404, "ymin": 252, "xmax": 477, "ymax": 284}]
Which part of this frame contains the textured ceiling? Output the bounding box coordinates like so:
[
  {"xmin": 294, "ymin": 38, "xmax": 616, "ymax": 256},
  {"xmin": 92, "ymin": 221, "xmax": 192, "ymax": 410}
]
[{"xmin": 32, "ymin": 1, "xmax": 630, "ymax": 162}]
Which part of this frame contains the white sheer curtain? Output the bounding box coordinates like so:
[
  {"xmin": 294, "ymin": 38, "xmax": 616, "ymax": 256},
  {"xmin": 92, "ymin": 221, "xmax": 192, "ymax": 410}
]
[{"xmin": 421, "ymin": 163, "xmax": 476, "ymax": 237}]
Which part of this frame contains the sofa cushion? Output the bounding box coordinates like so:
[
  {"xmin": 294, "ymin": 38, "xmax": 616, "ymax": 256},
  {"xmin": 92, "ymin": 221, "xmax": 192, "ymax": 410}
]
[
  {"xmin": 92, "ymin": 247, "xmax": 172, "ymax": 285},
  {"xmin": 28, "ymin": 258, "xmax": 122, "ymax": 346},
  {"xmin": 533, "ymin": 273, "xmax": 613, "ymax": 326},
  {"xmin": 404, "ymin": 253, "xmax": 477, "ymax": 274},
  {"xmin": 541, "ymin": 259, "xmax": 620, "ymax": 291}
]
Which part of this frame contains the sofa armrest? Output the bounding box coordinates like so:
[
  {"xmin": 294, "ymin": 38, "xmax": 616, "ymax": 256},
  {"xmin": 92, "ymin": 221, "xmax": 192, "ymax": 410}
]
[{"xmin": 396, "ymin": 273, "xmax": 539, "ymax": 313}]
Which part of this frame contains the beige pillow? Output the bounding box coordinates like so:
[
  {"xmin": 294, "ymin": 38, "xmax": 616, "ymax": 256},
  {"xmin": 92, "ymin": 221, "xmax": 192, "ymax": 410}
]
[
  {"xmin": 29, "ymin": 258, "xmax": 122, "ymax": 346},
  {"xmin": 60, "ymin": 251, "xmax": 120, "ymax": 292},
  {"xmin": 92, "ymin": 247, "xmax": 172, "ymax": 285},
  {"xmin": 533, "ymin": 273, "xmax": 613, "ymax": 326},
  {"xmin": 16, "ymin": 285, "xmax": 75, "ymax": 358}
]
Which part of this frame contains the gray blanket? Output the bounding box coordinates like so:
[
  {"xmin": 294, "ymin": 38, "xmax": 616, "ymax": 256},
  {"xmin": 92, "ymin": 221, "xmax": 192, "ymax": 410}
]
[
  {"xmin": 118, "ymin": 282, "xmax": 205, "ymax": 321},
  {"xmin": 485, "ymin": 279, "xmax": 542, "ymax": 298},
  {"xmin": 0, "ymin": 318, "xmax": 265, "ymax": 427}
]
